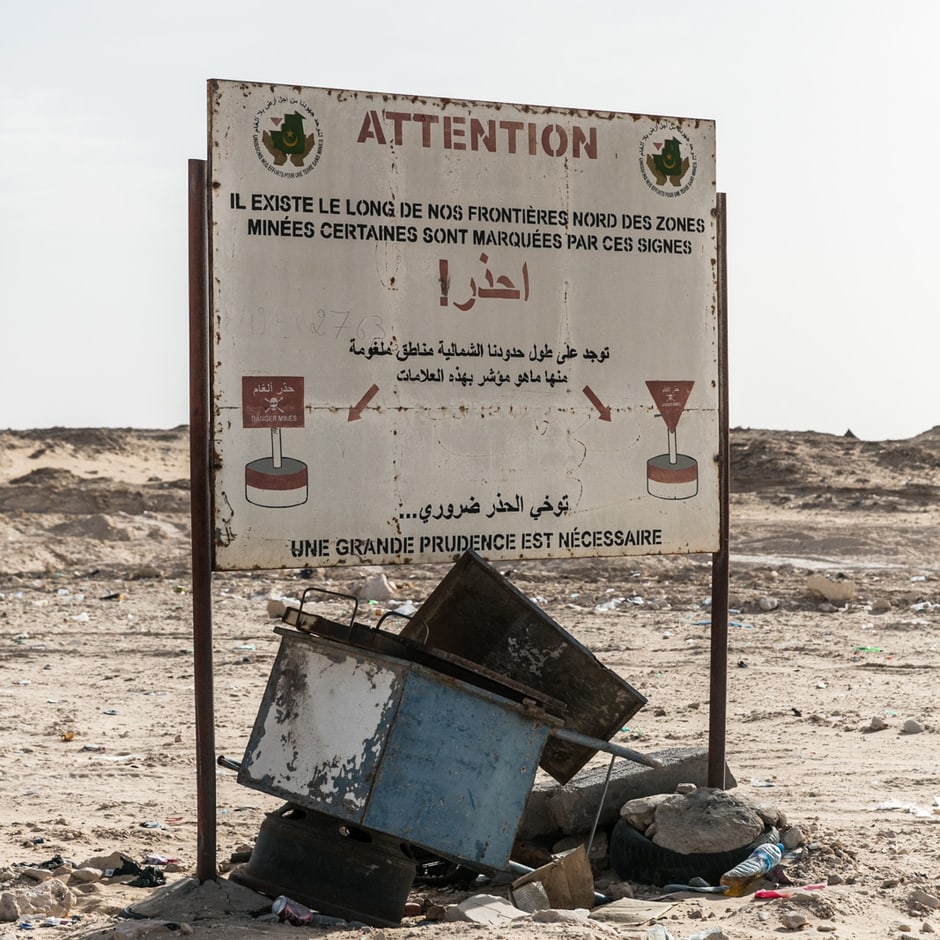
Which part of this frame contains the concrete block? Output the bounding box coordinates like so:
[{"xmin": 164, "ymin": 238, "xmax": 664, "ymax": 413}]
[{"xmin": 517, "ymin": 747, "xmax": 736, "ymax": 840}]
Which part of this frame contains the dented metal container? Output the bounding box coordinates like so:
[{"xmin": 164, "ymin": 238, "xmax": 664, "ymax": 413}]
[{"xmin": 237, "ymin": 626, "xmax": 559, "ymax": 872}]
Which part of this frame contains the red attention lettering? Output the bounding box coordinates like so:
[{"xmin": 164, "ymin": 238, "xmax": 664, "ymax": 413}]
[{"xmin": 356, "ymin": 110, "xmax": 598, "ymax": 159}]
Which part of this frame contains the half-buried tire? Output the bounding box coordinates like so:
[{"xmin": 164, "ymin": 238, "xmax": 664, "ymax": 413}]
[{"xmin": 609, "ymin": 819, "xmax": 778, "ymax": 887}]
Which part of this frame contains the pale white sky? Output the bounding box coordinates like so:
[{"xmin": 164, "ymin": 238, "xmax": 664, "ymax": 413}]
[{"xmin": 1, "ymin": 1, "xmax": 937, "ymax": 440}]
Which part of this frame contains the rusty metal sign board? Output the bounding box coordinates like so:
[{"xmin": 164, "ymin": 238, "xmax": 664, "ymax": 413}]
[{"xmin": 208, "ymin": 79, "xmax": 718, "ymax": 569}]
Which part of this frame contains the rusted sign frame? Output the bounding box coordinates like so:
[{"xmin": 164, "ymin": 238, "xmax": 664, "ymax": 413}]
[
  {"xmin": 189, "ymin": 159, "xmax": 218, "ymax": 882},
  {"xmin": 187, "ymin": 171, "xmax": 731, "ymax": 883}
]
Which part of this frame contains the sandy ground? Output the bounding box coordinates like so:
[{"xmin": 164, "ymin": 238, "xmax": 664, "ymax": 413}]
[{"xmin": 1, "ymin": 425, "xmax": 940, "ymax": 939}]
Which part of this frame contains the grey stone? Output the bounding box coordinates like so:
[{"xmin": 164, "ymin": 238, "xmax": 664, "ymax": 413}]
[
  {"xmin": 620, "ymin": 793, "xmax": 669, "ymax": 831},
  {"xmin": 0, "ymin": 892, "xmax": 20, "ymax": 922},
  {"xmin": 518, "ymin": 747, "xmax": 736, "ymax": 840},
  {"xmin": 806, "ymin": 573, "xmax": 855, "ymax": 604},
  {"xmin": 113, "ymin": 919, "xmax": 191, "ymax": 940},
  {"xmin": 530, "ymin": 909, "xmax": 593, "ymax": 925},
  {"xmin": 0, "ymin": 879, "xmax": 75, "ymax": 921},
  {"xmin": 651, "ymin": 787, "xmax": 771, "ymax": 854},
  {"xmin": 444, "ymin": 894, "xmax": 529, "ymax": 924},
  {"xmin": 902, "ymin": 719, "xmax": 925, "ymax": 734},
  {"xmin": 909, "ymin": 887, "xmax": 940, "ymax": 910},
  {"xmin": 351, "ymin": 573, "xmax": 396, "ymax": 602},
  {"xmin": 81, "ymin": 851, "xmax": 135, "ymax": 874},
  {"xmin": 781, "ymin": 825, "xmax": 805, "ymax": 850}
]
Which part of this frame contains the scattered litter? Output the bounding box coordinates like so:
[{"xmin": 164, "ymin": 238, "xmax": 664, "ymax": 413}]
[
  {"xmin": 874, "ymin": 799, "xmax": 935, "ymax": 817},
  {"xmin": 754, "ymin": 883, "xmax": 825, "ymax": 899},
  {"xmin": 127, "ymin": 866, "xmax": 167, "ymax": 888},
  {"xmin": 662, "ymin": 882, "xmax": 728, "ymax": 894},
  {"xmin": 143, "ymin": 854, "xmax": 178, "ymax": 866}
]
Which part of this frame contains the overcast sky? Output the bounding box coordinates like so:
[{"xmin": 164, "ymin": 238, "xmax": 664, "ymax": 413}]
[{"xmin": 2, "ymin": 1, "xmax": 936, "ymax": 440}]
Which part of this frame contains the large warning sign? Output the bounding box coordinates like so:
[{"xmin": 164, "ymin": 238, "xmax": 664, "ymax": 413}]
[{"xmin": 208, "ymin": 79, "xmax": 718, "ymax": 569}]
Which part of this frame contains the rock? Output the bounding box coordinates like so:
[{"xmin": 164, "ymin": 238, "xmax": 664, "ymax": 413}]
[
  {"xmin": 806, "ymin": 573, "xmax": 855, "ymax": 605},
  {"xmin": 0, "ymin": 878, "xmax": 75, "ymax": 921},
  {"xmin": 81, "ymin": 851, "xmax": 137, "ymax": 875},
  {"xmin": 266, "ymin": 598, "xmax": 287, "ymax": 618},
  {"xmin": 675, "ymin": 783, "xmax": 697, "ymax": 795},
  {"xmin": 530, "ymin": 908, "xmax": 591, "ymax": 924},
  {"xmin": 759, "ymin": 596, "xmax": 779, "ymax": 611},
  {"xmin": 651, "ymin": 787, "xmax": 770, "ymax": 854},
  {"xmin": 68, "ymin": 867, "xmax": 103, "ymax": 884},
  {"xmin": 901, "ymin": 719, "xmax": 925, "ymax": 734},
  {"xmin": 351, "ymin": 573, "xmax": 396, "ymax": 602},
  {"xmin": 781, "ymin": 826, "xmax": 804, "ymax": 850},
  {"xmin": 20, "ymin": 868, "xmax": 54, "ymax": 882},
  {"xmin": 780, "ymin": 910, "xmax": 809, "ymax": 929},
  {"xmin": 0, "ymin": 893, "xmax": 20, "ymax": 922},
  {"xmin": 868, "ymin": 716, "xmax": 889, "ymax": 732},
  {"xmin": 620, "ymin": 794, "xmax": 669, "ymax": 831},
  {"xmin": 113, "ymin": 919, "xmax": 190, "ymax": 939},
  {"xmin": 909, "ymin": 887, "xmax": 940, "ymax": 910},
  {"xmin": 130, "ymin": 566, "xmax": 164, "ymax": 580},
  {"xmin": 443, "ymin": 894, "xmax": 528, "ymax": 924},
  {"xmin": 645, "ymin": 926, "xmax": 678, "ymax": 940},
  {"xmin": 603, "ymin": 880, "xmax": 635, "ymax": 900}
]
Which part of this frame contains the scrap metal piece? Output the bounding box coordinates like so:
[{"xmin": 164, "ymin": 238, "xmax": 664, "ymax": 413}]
[{"xmin": 402, "ymin": 550, "xmax": 647, "ymax": 783}]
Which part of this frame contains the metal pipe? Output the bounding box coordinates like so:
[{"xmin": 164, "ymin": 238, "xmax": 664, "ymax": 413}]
[
  {"xmin": 708, "ymin": 192, "xmax": 730, "ymax": 790},
  {"xmin": 551, "ymin": 727, "xmax": 663, "ymax": 768},
  {"xmin": 189, "ymin": 158, "xmax": 218, "ymax": 882},
  {"xmin": 586, "ymin": 755, "xmax": 616, "ymax": 855}
]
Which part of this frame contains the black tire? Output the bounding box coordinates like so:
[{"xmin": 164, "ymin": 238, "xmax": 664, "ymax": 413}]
[{"xmin": 609, "ymin": 819, "xmax": 777, "ymax": 887}]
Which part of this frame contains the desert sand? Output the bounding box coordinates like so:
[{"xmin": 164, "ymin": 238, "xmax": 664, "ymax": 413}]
[{"xmin": 1, "ymin": 425, "xmax": 940, "ymax": 939}]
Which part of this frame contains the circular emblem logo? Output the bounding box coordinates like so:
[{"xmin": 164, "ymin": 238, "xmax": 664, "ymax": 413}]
[
  {"xmin": 252, "ymin": 95, "xmax": 324, "ymax": 178},
  {"xmin": 639, "ymin": 123, "xmax": 697, "ymax": 198}
]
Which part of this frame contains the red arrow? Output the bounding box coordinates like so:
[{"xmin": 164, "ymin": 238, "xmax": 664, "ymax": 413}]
[
  {"xmin": 582, "ymin": 385, "xmax": 612, "ymax": 421},
  {"xmin": 348, "ymin": 384, "xmax": 379, "ymax": 421}
]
